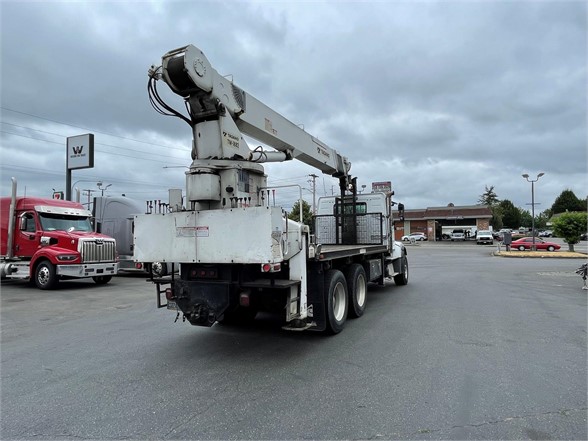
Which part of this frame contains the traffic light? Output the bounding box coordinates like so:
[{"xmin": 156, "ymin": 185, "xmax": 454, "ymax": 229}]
[{"xmin": 53, "ymin": 191, "xmax": 64, "ymax": 200}]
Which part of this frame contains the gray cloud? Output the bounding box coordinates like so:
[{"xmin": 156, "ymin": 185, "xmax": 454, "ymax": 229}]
[{"xmin": 1, "ymin": 1, "xmax": 586, "ymax": 211}]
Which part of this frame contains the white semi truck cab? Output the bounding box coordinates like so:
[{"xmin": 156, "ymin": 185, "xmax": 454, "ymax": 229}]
[{"xmin": 134, "ymin": 44, "xmax": 408, "ymax": 334}]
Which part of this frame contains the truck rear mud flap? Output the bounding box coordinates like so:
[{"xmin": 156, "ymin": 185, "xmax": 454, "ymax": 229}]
[
  {"xmin": 173, "ymin": 280, "xmax": 231, "ymax": 327},
  {"xmin": 305, "ymin": 262, "xmax": 327, "ymax": 332}
]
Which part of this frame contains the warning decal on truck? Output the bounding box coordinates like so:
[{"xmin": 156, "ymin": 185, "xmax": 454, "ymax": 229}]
[
  {"xmin": 176, "ymin": 226, "xmax": 210, "ymax": 237},
  {"xmin": 176, "ymin": 227, "xmax": 197, "ymax": 237}
]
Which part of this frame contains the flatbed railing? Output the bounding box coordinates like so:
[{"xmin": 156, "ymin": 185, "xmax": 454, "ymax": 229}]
[{"xmin": 313, "ymin": 213, "xmax": 384, "ymax": 245}]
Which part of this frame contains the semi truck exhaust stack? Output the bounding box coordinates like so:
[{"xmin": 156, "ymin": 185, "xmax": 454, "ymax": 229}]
[{"xmin": 6, "ymin": 177, "xmax": 17, "ymax": 259}]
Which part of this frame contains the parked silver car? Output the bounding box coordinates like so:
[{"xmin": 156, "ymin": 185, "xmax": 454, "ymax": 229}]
[{"xmin": 402, "ymin": 232, "xmax": 427, "ymax": 242}]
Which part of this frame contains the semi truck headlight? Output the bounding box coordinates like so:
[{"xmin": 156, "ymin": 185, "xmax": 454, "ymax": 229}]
[{"xmin": 57, "ymin": 255, "xmax": 78, "ymax": 261}]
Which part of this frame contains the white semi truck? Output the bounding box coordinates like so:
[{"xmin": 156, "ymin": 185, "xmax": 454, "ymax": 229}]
[
  {"xmin": 93, "ymin": 195, "xmax": 173, "ymax": 276},
  {"xmin": 133, "ymin": 44, "xmax": 408, "ymax": 334}
]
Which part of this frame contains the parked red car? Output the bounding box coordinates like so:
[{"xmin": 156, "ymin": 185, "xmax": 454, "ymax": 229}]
[{"xmin": 511, "ymin": 237, "xmax": 561, "ymax": 251}]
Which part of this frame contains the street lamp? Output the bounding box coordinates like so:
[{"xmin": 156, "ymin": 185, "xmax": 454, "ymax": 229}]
[
  {"xmin": 71, "ymin": 179, "xmax": 100, "ymax": 202},
  {"xmin": 97, "ymin": 181, "xmax": 112, "ymax": 196},
  {"xmin": 522, "ymin": 172, "xmax": 545, "ymax": 251}
]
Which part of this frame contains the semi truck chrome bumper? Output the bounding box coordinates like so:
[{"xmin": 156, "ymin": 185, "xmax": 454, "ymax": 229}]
[{"xmin": 57, "ymin": 263, "xmax": 119, "ymax": 278}]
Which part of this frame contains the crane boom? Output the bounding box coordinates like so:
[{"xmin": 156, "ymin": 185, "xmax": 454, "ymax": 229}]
[{"xmin": 155, "ymin": 44, "xmax": 350, "ymax": 179}]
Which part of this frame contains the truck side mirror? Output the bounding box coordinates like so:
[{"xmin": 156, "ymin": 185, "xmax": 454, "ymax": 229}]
[
  {"xmin": 19, "ymin": 213, "xmax": 36, "ymax": 232},
  {"xmin": 19, "ymin": 215, "xmax": 27, "ymax": 232}
]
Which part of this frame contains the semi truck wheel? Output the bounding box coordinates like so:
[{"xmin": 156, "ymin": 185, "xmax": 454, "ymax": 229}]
[
  {"xmin": 345, "ymin": 264, "xmax": 367, "ymax": 318},
  {"xmin": 150, "ymin": 262, "xmax": 168, "ymax": 277},
  {"xmin": 35, "ymin": 261, "xmax": 58, "ymax": 290},
  {"xmin": 93, "ymin": 275, "xmax": 112, "ymax": 285},
  {"xmin": 324, "ymin": 269, "xmax": 348, "ymax": 334},
  {"xmin": 393, "ymin": 254, "xmax": 409, "ymax": 286}
]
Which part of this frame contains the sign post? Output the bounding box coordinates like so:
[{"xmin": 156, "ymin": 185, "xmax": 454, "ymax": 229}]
[{"xmin": 66, "ymin": 134, "xmax": 94, "ymax": 200}]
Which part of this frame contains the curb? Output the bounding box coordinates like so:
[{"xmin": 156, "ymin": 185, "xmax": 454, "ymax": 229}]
[{"xmin": 493, "ymin": 251, "xmax": 587, "ymax": 259}]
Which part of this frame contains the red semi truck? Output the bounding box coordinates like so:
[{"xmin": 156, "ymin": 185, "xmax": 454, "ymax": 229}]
[{"xmin": 1, "ymin": 178, "xmax": 118, "ymax": 289}]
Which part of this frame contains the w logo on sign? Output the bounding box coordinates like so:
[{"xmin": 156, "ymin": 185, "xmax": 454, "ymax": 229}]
[{"xmin": 72, "ymin": 146, "xmax": 84, "ymax": 155}]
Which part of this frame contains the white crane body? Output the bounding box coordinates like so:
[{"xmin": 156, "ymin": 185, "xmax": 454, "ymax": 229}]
[{"xmin": 134, "ymin": 44, "xmax": 408, "ymax": 333}]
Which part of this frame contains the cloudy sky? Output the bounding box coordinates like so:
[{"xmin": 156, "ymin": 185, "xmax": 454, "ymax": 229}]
[{"xmin": 1, "ymin": 1, "xmax": 586, "ymax": 213}]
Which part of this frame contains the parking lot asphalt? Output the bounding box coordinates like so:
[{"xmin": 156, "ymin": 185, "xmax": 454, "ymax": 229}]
[{"xmin": 1, "ymin": 243, "xmax": 586, "ymax": 440}]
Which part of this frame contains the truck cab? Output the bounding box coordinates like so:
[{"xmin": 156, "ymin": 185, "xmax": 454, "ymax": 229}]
[{"xmin": 1, "ymin": 191, "xmax": 118, "ymax": 289}]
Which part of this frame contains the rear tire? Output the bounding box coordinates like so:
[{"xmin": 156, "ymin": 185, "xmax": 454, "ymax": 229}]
[
  {"xmin": 394, "ymin": 254, "xmax": 409, "ymax": 286},
  {"xmin": 93, "ymin": 275, "xmax": 112, "ymax": 285},
  {"xmin": 324, "ymin": 269, "xmax": 348, "ymax": 334},
  {"xmin": 35, "ymin": 261, "xmax": 58, "ymax": 290},
  {"xmin": 345, "ymin": 264, "xmax": 367, "ymax": 318}
]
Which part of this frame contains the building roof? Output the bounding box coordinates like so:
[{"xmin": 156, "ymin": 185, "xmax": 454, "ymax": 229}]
[{"xmin": 398, "ymin": 204, "xmax": 492, "ymax": 220}]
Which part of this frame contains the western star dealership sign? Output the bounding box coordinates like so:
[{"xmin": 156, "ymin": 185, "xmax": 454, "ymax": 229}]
[{"xmin": 66, "ymin": 134, "xmax": 94, "ymax": 170}]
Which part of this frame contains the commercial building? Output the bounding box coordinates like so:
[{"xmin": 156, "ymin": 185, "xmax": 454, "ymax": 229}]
[{"xmin": 394, "ymin": 204, "xmax": 492, "ymax": 241}]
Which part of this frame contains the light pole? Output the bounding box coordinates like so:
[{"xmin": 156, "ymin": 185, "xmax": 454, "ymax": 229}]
[
  {"xmin": 71, "ymin": 179, "xmax": 100, "ymax": 202},
  {"xmin": 97, "ymin": 181, "xmax": 112, "ymax": 196},
  {"xmin": 522, "ymin": 172, "xmax": 544, "ymax": 251}
]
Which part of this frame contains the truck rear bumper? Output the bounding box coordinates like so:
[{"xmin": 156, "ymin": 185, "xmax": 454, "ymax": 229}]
[
  {"xmin": 173, "ymin": 279, "xmax": 230, "ymax": 327},
  {"xmin": 57, "ymin": 263, "xmax": 119, "ymax": 278}
]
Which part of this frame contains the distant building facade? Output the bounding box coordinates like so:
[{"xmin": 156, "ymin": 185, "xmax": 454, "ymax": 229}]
[{"xmin": 393, "ymin": 205, "xmax": 492, "ymax": 240}]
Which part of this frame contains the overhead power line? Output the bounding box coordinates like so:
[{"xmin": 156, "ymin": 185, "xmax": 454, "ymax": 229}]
[
  {"xmin": 0, "ymin": 106, "xmax": 188, "ymax": 151},
  {"xmin": 1, "ymin": 163, "xmax": 181, "ymax": 189},
  {"xmin": 1, "ymin": 121, "xmax": 190, "ymax": 154},
  {"xmin": 0, "ymin": 130, "xmax": 186, "ymax": 166}
]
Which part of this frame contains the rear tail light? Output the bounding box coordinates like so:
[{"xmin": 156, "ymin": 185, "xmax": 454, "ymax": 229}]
[
  {"xmin": 165, "ymin": 288, "xmax": 175, "ymax": 300},
  {"xmin": 239, "ymin": 291, "xmax": 250, "ymax": 307},
  {"xmin": 189, "ymin": 267, "xmax": 218, "ymax": 279},
  {"xmin": 261, "ymin": 263, "xmax": 281, "ymax": 273},
  {"xmin": 135, "ymin": 262, "xmax": 143, "ymax": 270}
]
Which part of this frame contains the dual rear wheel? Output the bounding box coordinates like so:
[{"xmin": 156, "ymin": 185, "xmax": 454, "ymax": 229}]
[{"xmin": 324, "ymin": 264, "xmax": 368, "ymax": 334}]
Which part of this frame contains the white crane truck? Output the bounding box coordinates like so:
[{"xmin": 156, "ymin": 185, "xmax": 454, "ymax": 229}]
[{"xmin": 134, "ymin": 44, "xmax": 408, "ymax": 334}]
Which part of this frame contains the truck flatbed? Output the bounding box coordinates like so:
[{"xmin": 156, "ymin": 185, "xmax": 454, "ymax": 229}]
[{"xmin": 318, "ymin": 244, "xmax": 389, "ymax": 260}]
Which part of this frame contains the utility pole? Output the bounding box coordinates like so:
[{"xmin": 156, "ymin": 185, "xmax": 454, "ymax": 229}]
[
  {"xmin": 309, "ymin": 174, "xmax": 318, "ymax": 215},
  {"xmin": 82, "ymin": 189, "xmax": 97, "ymax": 208}
]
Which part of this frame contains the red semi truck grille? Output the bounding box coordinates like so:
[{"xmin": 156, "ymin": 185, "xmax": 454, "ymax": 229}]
[{"xmin": 79, "ymin": 239, "xmax": 116, "ymax": 263}]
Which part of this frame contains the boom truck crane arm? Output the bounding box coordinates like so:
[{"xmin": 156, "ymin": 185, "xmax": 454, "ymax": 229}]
[
  {"xmin": 148, "ymin": 44, "xmax": 352, "ymax": 188},
  {"xmin": 135, "ymin": 43, "xmax": 408, "ymax": 334}
]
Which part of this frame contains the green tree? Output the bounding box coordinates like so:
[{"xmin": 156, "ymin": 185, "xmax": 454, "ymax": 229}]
[
  {"xmin": 534, "ymin": 210, "xmax": 552, "ymax": 230},
  {"xmin": 499, "ymin": 199, "xmax": 521, "ymax": 229},
  {"xmin": 490, "ymin": 206, "xmax": 503, "ymax": 230},
  {"xmin": 288, "ymin": 199, "xmax": 313, "ymax": 226},
  {"xmin": 478, "ymin": 185, "xmax": 500, "ymax": 206},
  {"xmin": 552, "ymin": 212, "xmax": 588, "ymax": 252},
  {"xmin": 519, "ymin": 208, "xmax": 533, "ymax": 229},
  {"xmin": 478, "ymin": 186, "xmax": 502, "ymax": 229},
  {"xmin": 551, "ymin": 189, "xmax": 586, "ymax": 214}
]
